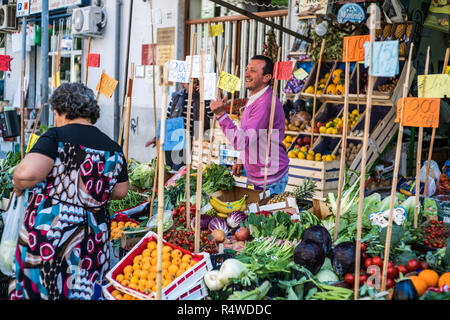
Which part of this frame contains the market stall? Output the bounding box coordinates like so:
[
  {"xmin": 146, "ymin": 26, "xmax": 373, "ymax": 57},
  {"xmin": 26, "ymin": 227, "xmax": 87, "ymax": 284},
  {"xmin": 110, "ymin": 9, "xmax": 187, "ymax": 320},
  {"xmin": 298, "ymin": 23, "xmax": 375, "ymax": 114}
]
[{"xmin": 0, "ymin": 0, "xmax": 449, "ymax": 302}]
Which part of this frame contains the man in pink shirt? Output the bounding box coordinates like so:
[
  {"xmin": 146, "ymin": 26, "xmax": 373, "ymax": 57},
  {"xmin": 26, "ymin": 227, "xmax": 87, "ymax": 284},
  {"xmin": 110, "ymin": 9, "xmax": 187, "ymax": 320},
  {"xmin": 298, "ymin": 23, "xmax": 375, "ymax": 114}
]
[{"xmin": 210, "ymin": 55, "xmax": 289, "ymax": 194}]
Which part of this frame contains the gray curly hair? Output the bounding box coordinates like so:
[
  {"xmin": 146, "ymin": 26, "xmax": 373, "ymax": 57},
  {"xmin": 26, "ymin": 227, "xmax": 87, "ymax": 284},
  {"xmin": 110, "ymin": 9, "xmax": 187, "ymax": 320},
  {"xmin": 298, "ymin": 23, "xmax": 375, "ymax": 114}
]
[{"xmin": 49, "ymin": 83, "xmax": 100, "ymax": 124}]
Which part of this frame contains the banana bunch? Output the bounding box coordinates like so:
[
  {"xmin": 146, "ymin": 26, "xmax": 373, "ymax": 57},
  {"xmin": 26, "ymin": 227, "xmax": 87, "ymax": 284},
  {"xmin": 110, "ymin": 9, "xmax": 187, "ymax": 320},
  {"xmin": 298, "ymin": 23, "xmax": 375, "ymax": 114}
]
[{"xmin": 210, "ymin": 195, "xmax": 248, "ymax": 218}]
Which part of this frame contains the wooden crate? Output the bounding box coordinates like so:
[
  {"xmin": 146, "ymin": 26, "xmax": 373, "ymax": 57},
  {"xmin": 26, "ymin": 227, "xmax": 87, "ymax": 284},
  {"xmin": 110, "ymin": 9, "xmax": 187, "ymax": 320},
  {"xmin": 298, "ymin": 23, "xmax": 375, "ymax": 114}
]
[{"xmin": 286, "ymin": 158, "xmax": 340, "ymax": 199}]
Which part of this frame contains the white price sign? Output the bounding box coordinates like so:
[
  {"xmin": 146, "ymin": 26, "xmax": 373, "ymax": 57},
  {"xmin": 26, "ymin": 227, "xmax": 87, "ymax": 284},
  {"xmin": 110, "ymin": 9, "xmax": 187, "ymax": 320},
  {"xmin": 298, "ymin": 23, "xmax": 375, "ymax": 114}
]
[
  {"xmin": 186, "ymin": 55, "xmax": 214, "ymax": 79},
  {"xmin": 168, "ymin": 60, "xmax": 189, "ymax": 83}
]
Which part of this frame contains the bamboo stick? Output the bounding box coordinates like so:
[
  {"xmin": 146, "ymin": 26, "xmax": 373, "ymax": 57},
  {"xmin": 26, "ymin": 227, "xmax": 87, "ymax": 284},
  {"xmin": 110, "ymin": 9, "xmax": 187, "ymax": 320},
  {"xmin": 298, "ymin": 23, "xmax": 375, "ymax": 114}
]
[
  {"xmin": 124, "ymin": 63, "xmax": 135, "ymax": 160},
  {"xmin": 20, "ymin": 59, "xmax": 26, "ymax": 160},
  {"xmin": 414, "ymin": 46, "xmax": 430, "ymax": 228},
  {"xmin": 85, "ymin": 37, "xmax": 92, "ymax": 86},
  {"xmin": 423, "ymin": 47, "xmax": 449, "ymax": 197},
  {"xmin": 194, "ymin": 49, "xmax": 207, "ymax": 253},
  {"xmin": 185, "ymin": 32, "xmax": 198, "ymax": 228},
  {"xmin": 207, "ymin": 46, "xmax": 228, "ymax": 167},
  {"xmin": 381, "ymin": 42, "xmax": 414, "ymax": 292},
  {"xmin": 310, "ymin": 39, "xmax": 326, "ymax": 149},
  {"xmin": 262, "ymin": 48, "xmax": 281, "ymax": 197},
  {"xmin": 149, "ymin": 0, "xmax": 162, "ymax": 218},
  {"xmin": 333, "ymin": 40, "xmax": 350, "ymax": 242},
  {"xmin": 354, "ymin": 5, "xmax": 376, "ymax": 299},
  {"xmin": 156, "ymin": 63, "xmax": 169, "ymax": 300}
]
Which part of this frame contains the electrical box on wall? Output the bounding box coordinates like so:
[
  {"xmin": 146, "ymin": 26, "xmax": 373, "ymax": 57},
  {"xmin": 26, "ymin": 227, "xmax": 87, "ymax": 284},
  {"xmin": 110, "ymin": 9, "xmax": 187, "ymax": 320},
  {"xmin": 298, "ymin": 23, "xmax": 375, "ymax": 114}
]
[
  {"xmin": 71, "ymin": 5, "xmax": 106, "ymax": 38},
  {"xmin": 0, "ymin": 4, "xmax": 17, "ymax": 31}
]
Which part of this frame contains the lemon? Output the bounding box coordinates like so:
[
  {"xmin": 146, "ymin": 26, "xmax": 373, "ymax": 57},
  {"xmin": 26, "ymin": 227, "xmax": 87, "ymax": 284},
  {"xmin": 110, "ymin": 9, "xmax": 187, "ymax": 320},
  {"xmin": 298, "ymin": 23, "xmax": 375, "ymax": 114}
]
[
  {"xmin": 288, "ymin": 151, "xmax": 297, "ymax": 158},
  {"xmin": 315, "ymin": 153, "xmax": 322, "ymax": 159},
  {"xmin": 298, "ymin": 152, "xmax": 306, "ymax": 160},
  {"xmin": 331, "ymin": 154, "xmax": 336, "ymax": 160},
  {"xmin": 326, "ymin": 128, "xmax": 334, "ymax": 134},
  {"xmin": 308, "ymin": 150, "xmax": 315, "ymax": 155},
  {"xmin": 325, "ymin": 155, "xmax": 333, "ymax": 161},
  {"xmin": 306, "ymin": 154, "xmax": 314, "ymax": 161},
  {"xmin": 319, "ymin": 126, "xmax": 327, "ymax": 134},
  {"xmin": 352, "ymin": 109, "xmax": 359, "ymax": 115},
  {"xmin": 300, "ymin": 146, "xmax": 308, "ymax": 153},
  {"xmin": 332, "ymin": 128, "xmax": 339, "ymax": 135}
]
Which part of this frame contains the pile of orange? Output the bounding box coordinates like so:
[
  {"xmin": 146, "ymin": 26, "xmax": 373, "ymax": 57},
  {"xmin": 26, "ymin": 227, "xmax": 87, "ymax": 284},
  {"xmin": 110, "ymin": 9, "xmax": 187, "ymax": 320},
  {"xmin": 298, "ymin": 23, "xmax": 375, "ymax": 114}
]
[
  {"xmin": 114, "ymin": 240, "xmax": 198, "ymax": 295},
  {"xmin": 409, "ymin": 269, "xmax": 450, "ymax": 296},
  {"xmin": 111, "ymin": 220, "xmax": 140, "ymax": 240},
  {"xmin": 110, "ymin": 288, "xmax": 140, "ymax": 300}
]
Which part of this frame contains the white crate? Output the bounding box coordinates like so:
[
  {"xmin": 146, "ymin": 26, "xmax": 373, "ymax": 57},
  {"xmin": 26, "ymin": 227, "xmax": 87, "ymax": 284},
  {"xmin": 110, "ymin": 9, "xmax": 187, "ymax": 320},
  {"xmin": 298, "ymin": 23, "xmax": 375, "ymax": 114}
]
[{"xmin": 105, "ymin": 231, "xmax": 212, "ymax": 300}]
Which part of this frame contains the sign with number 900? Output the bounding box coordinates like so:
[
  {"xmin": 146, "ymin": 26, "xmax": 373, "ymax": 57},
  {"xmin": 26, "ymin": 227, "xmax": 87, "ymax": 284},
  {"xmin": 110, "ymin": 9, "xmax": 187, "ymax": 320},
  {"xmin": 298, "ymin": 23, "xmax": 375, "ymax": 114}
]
[{"xmin": 396, "ymin": 97, "xmax": 440, "ymax": 128}]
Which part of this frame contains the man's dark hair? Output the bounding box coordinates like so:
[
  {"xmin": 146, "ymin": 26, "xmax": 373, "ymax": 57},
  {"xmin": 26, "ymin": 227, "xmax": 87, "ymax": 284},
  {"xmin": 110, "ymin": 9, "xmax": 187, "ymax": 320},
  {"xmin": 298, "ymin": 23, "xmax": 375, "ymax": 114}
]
[
  {"xmin": 250, "ymin": 55, "xmax": 274, "ymax": 78},
  {"xmin": 49, "ymin": 83, "xmax": 100, "ymax": 124}
]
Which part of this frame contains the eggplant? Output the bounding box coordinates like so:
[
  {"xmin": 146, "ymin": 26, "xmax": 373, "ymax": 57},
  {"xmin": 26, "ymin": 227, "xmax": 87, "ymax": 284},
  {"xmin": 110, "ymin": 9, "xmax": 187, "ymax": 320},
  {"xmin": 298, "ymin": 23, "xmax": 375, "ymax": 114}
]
[{"xmin": 391, "ymin": 279, "xmax": 419, "ymax": 300}]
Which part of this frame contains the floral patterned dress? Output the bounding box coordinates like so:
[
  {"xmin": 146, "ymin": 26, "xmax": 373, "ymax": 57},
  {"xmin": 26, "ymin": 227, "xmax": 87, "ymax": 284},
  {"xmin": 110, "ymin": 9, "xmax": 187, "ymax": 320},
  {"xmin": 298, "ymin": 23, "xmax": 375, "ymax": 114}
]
[{"xmin": 9, "ymin": 125, "xmax": 127, "ymax": 300}]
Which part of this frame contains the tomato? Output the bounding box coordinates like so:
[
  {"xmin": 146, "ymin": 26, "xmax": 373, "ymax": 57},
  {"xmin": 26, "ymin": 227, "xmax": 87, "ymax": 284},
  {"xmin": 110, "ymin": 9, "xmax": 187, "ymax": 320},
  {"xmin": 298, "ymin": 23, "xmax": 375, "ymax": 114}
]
[
  {"xmin": 360, "ymin": 242, "xmax": 367, "ymax": 252},
  {"xmin": 372, "ymin": 256, "xmax": 383, "ymax": 267},
  {"xmin": 362, "ymin": 252, "xmax": 369, "ymax": 260},
  {"xmin": 385, "ymin": 278, "xmax": 395, "ymax": 289},
  {"xmin": 387, "ymin": 261, "xmax": 394, "ymax": 268},
  {"xmin": 344, "ymin": 273, "xmax": 355, "ymax": 285},
  {"xmin": 419, "ymin": 261, "xmax": 427, "ymax": 270},
  {"xmin": 407, "ymin": 259, "xmax": 419, "ymax": 272},
  {"xmin": 386, "ymin": 266, "xmax": 398, "ymax": 279},
  {"xmin": 359, "ymin": 274, "xmax": 368, "ymax": 285},
  {"xmin": 364, "ymin": 258, "xmax": 373, "ymax": 269}
]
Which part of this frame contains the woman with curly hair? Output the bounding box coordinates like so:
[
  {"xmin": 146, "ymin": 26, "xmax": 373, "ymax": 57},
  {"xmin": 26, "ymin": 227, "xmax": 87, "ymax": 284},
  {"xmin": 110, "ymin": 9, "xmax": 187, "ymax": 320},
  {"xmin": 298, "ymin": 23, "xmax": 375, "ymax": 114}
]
[{"xmin": 10, "ymin": 83, "xmax": 129, "ymax": 300}]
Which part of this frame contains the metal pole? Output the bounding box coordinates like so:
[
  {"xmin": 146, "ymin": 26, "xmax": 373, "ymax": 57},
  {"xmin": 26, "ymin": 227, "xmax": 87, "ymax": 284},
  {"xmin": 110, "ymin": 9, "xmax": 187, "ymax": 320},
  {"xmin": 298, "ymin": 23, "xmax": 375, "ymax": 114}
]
[
  {"xmin": 40, "ymin": 0, "xmax": 49, "ymax": 126},
  {"xmin": 114, "ymin": 0, "xmax": 121, "ymax": 141}
]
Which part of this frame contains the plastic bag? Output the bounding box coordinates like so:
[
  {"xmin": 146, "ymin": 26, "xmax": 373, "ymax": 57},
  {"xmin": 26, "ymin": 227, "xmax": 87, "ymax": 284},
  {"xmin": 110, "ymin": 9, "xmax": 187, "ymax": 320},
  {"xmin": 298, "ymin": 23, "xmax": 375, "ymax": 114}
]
[
  {"xmin": 146, "ymin": 210, "xmax": 173, "ymax": 232},
  {"xmin": 420, "ymin": 160, "xmax": 441, "ymax": 197},
  {"xmin": 0, "ymin": 194, "xmax": 26, "ymax": 276}
]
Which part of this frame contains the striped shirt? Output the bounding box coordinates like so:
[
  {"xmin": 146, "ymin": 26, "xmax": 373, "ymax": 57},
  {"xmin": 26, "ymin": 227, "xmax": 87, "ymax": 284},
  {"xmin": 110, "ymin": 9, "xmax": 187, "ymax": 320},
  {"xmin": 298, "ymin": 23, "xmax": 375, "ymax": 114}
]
[{"xmin": 166, "ymin": 91, "xmax": 213, "ymax": 137}]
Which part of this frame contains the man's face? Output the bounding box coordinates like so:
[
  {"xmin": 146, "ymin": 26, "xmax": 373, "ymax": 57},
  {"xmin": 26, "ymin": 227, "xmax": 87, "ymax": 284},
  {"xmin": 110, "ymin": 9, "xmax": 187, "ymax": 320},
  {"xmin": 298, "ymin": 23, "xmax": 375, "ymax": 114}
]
[
  {"xmin": 244, "ymin": 59, "xmax": 271, "ymax": 92},
  {"xmin": 182, "ymin": 80, "xmax": 200, "ymax": 92}
]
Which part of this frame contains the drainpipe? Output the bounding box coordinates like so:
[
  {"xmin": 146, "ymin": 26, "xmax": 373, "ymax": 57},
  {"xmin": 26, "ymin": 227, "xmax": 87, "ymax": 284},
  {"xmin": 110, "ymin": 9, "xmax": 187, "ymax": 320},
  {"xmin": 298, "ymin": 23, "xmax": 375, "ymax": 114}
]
[
  {"xmin": 40, "ymin": 0, "xmax": 49, "ymax": 126},
  {"xmin": 114, "ymin": 0, "xmax": 121, "ymax": 141}
]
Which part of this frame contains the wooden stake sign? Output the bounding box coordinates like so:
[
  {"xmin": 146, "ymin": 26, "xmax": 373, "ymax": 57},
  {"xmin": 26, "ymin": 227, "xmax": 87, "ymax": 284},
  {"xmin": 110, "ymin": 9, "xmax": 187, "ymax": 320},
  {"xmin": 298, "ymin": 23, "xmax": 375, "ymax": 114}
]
[
  {"xmin": 194, "ymin": 50, "xmax": 207, "ymax": 253},
  {"xmin": 185, "ymin": 32, "xmax": 198, "ymax": 229},
  {"xmin": 84, "ymin": 37, "xmax": 92, "ymax": 85},
  {"xmin": 413, "ymin": 46, "xmax": 430, "ymax": 229},
  {"xmin": 156, "ymin": 63, "xmax": 169, "ymax": 300},
  {"xmin": 207, "ymin": 46, "xmax": 228, "ymax": 167},
  {"xmin": 381, "ymin": 42, "xmax": 415, "ymax": 292},
  {"xmin": 334, "ymin": 40, "xmax": 351, "ymax": 242},
  {"xmin": 423, "ymin": 47, "xmax": 449, "ymax": 197},
  {"xmin": 354, "ymin": 4, "xmax": 376, "ymax": 299},
  {"xmin": 123, "ymin": 64, "xmax": 135, "ymax": 160},
  {"xmin": 262, "ymin": 48, "xmax": 282, "ymax": 197}
]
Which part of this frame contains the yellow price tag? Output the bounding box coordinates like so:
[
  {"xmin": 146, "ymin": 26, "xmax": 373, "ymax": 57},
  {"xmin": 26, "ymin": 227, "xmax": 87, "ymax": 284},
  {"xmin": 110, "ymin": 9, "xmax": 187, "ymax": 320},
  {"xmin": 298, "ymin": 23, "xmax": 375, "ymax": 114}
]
[
  {"xmin": 218, "ymin": 71, "xmax": 240, "ymax": 93},
  {"xmin": 209, "ymin": 24, "xmax": 224, "ymax": 37},
  {"xmin": 417, "ymin": 74, "xmax": 450, "ymax": 98},
  {"xmin": 96, "ymin": 72, "xmax": 119, "ymax": 99},
  {"xmin": 293, "ymin": 67, "xmax": 309, "ymax": 80}
]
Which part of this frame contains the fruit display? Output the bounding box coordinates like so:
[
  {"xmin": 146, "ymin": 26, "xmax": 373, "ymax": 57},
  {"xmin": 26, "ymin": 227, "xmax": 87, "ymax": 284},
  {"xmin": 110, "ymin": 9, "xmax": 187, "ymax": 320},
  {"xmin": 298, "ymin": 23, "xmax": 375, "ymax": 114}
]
[
  {"xmin": 288, "ymin": 145, "xmax": 337, "ymax": 162},
  {"xmin": 420, "ymin": 220, "xmax": 448, "ymax": 249},
  {"xmin": 111, "ymin": 218, "xmax": 141, "ymax": 240},
  {"xmin": 108, "ymin": 287, "xmax": 140, "ymax": 300},
  {"xmin": 285, "ymin": 111, "xmax": 312, "ymax": 132},
  {"xmin": 112, "ymin": 241, "xmax": 199, "ymax": 294},
  {"xmin": 303, "ymin": 71, "xmax": 330, "ymax": 95},
  {"xmin": 340, "ymin": 142, "xmax": 362, "ymax": 167},
  {"xmin": 209, "ymin": 195, "xmax": 248, "ymax": 217},
  {"xmin": 267, "ymin": 191, "xmax": 296, "ymax": 204},
  {"xmin": 283, "ymin": 134, "xmax": 297, "ymax": 149},
  {"xmin": 377, "ymin": 77, "xmax": 399, "ymax": 93},
  {"xmin": 309, "ymin": 109, "xmax": 361, "ymax": 136}
]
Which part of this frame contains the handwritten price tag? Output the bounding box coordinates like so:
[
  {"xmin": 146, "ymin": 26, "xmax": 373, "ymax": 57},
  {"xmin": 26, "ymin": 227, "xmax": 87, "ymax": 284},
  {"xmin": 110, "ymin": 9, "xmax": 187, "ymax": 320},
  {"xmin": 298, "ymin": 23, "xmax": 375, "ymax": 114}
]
[
  {"xmin": 186, "ymin": 55, "xmax": 214, "ymax": 79},
  {"xmin": 168, "ymin": 60, "xmax": 189, "ymax": 83},
  {"xmin": 343, "ymin": 35, "xmax": 370, "ymax": 62},
  {"xmin": 218, "ymin": 71, "xmax": 240, "ymax": 93},
  {"xmin": 203, "ymin": 73, "xmax": 217, "ymax": 100},
  {"xmin": 209, "ymin": 23, "xmax": 224, "ymax": 37},
  {"xmin": 364, "ymin": 40, "xmax": 399, "ymax": 77},
  {"xmin": 87, "ymin": 53, "xmax": 100, "ymax": 68},
  {"xmin": 0, "ymin": 55, "xmax": 13, "ymax": 71},
  {"xmin": 417, "ymin": 74, "xmax": 450, "ymax": 98},
  {"xmin": 96, "ymin": 72, "xmax": 118, "ymax": 99},
  {"xmin": 293, "ymin": 67, "xmax": 309, "ymax": 80},
  {"xmin": 396, "ymin": 97, "xmax": 440, "ymax": 128},
  {"xmin": 274, "ymin": 61, "xmax": 294, "ymax": 81},
  {"xmin": 142, "ymin": 44, "xmax": 156, "ymax": 66}
]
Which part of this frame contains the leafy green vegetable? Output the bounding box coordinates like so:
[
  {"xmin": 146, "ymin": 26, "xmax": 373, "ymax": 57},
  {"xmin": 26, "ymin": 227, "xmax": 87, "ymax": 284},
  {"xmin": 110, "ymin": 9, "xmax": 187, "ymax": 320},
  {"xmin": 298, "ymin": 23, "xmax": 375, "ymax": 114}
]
[{"xmin": 108, "ymin": 190, "xmax": 145, "ymax": 215}]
